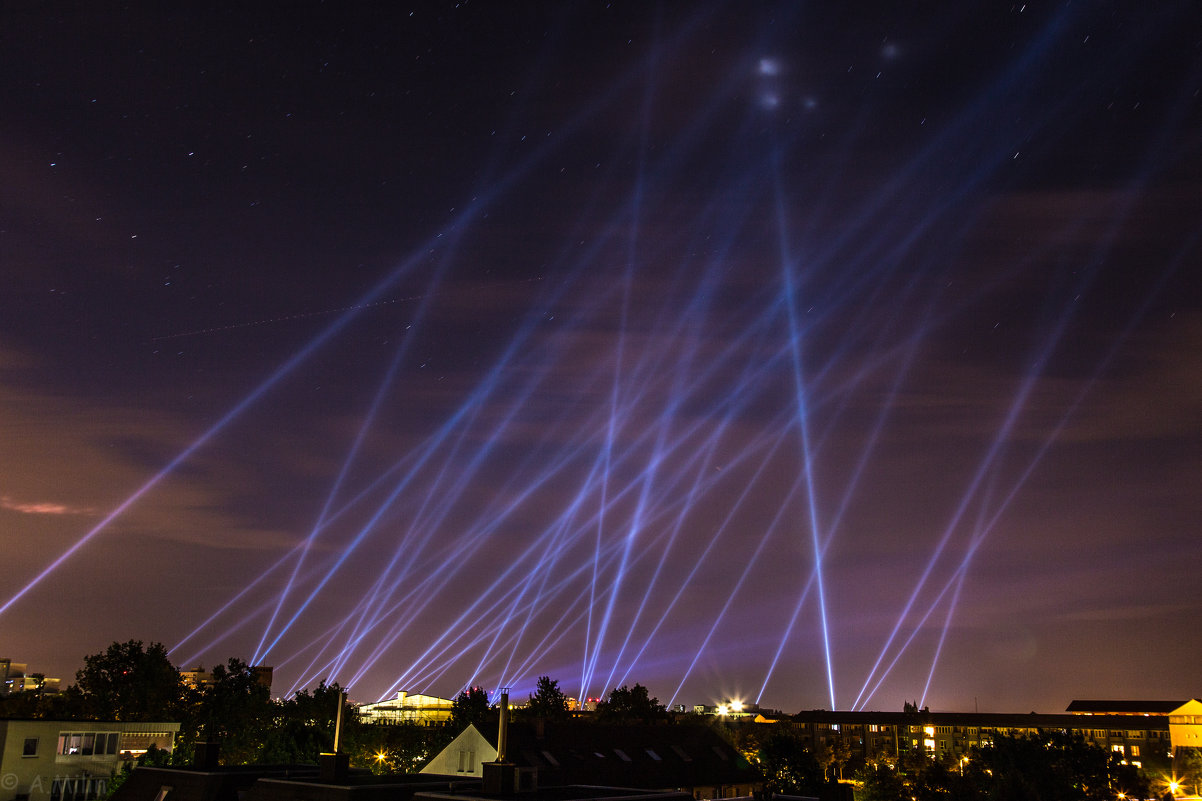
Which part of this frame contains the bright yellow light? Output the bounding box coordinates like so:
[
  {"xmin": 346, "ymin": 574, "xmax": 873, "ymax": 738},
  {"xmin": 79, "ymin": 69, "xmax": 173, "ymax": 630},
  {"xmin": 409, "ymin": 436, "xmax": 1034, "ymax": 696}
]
[
  {"xmin": 716, "ymin": 704, "xmax": 729, "ymax": 715},
  {"xmin": 1169, "ymin": 780, "xmax": 1181, "ymax": 794},
  {"xmin": 376, "ymin": 751, "xmax": 388, "ymax": 762},
  {"xmin": 730, "ymin": 699, "xmax": 744, "ymax": 713}
]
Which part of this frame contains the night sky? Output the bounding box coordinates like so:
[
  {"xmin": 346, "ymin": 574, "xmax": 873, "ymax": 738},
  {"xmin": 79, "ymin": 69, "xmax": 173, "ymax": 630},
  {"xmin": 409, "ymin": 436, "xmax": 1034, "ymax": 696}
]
[{"xmin": 3, "ymin": 2, "xmax": 1200, "ymax": 714}]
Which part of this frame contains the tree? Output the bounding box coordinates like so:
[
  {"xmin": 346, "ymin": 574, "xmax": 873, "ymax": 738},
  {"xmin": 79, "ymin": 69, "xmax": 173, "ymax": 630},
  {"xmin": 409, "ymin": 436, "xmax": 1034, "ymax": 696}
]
[
  {"xmin": 1176, "ymin": 748, "xmax": 1202, "ymax": 797},
  {"xmin": 593, "ymin": 684, "xmax": 667, "ymax": 723},
  {"xmin": 190, "ymin": 658, "xmax": 274, "ymax": 765},
  {"xmin": 858, "ymin": 762, "xmax": 908, "ymax": 801},
  {"xmin": 754, "ymin": 731, "xmax": 824, "ymax": 796},
  {"xmin": 349, "ymin": 722, "xmax": 455, "ymax": 774},
  {"xmin": 451, "ymin": 686, "xmax": 493, "ymax": 732},
  {"xmin": 75, "ymin": 640, "xmax": 185, "ymax": 721},
  {"xmin": 955, "ymin": 731, "xmax": 1118, "ymax": 801},
  {"xmin": 524, "ymin": 676, "xmax": 569, "ymax": 721}
]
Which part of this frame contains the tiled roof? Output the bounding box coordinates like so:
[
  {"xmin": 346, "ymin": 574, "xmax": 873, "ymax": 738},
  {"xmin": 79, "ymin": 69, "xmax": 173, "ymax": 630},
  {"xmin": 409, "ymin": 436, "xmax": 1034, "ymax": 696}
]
[
  {"xmin": 479, "ymin": 722, "xmax": 761, "ymax": 789},
  {"xmin": 1065, "ymin": 700, "xmax": 1184, "ymax": 715}
]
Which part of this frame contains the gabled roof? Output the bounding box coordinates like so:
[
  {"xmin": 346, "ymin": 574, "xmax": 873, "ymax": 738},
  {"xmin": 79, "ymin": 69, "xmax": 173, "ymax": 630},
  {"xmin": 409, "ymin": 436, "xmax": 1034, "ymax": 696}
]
[
  {"xmin": 472, "ymin": 722, "xmax": 760, "ymax": 790},
  {"xmin": 1065, "ymin": 700, "xmax": 1184, "ymax": 715}
]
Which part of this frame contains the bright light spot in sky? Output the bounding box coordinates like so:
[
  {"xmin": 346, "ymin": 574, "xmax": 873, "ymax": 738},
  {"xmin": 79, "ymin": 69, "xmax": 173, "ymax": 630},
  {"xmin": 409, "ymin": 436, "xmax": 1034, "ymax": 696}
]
[{"xmin": 758, "ymin": 57, "xmax": 780, "ymax": 76}]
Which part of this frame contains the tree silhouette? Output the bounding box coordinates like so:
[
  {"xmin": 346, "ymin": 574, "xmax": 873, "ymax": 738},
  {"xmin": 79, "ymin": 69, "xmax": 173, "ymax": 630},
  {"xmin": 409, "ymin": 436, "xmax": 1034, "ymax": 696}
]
[
  {"xmin": 451, "ymin": 686, "xmax": 493, "ymax": 731},
  {"xmin": 525, "ymin": 676, "xmax": 569, "ymax": 721},
  {"xmin": 593, "ymin": 684, "xmax": 666, "ymax": 723},
  {"xmin": 75, "ymin": 640, "xmax": 184, "ymax": 721}
]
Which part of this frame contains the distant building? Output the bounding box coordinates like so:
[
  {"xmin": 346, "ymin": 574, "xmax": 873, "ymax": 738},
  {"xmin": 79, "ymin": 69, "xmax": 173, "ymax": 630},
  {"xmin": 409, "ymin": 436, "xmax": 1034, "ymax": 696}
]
[
  {"xmin": 0, "ymin": 719, "xmax": 179, "ymax": 801},
  {"xmin": 180, "ymin": 665, "xmax": 273, "ymax": 692},
  {"xmin": 0, "ymin": 660, "xmax": 61, "ymax": 697},
  {"xmin": 1169, "ymin": 699, "xmax": 1202, "ymax": 754},
  {"xmin": 357, "ymin": 692, "xmax": 453, "ymax": 726},
  {"xmin": 773, "ymin": 708, "xmax": 1173, "ymax": 769},
  {"xmin": 422, "ymin": 721, "xmax": 762, "ymax": 799}
]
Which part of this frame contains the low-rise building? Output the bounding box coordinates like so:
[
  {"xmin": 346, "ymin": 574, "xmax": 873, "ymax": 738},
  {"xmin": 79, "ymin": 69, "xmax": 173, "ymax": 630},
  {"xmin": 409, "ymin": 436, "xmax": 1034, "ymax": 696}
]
[
  {"xmin": 357, "ymin": 693, "xmax": 453, "ymax": 726},
  {"xmin": 0, "ymin": 720, "xmax": 179, "ymax": 801},
  {"xmin": 1, "ymin": 661, "xmax": 62, "ymax": 697},
  {"xmin": 1168, "ymin": 699, "xmax": 1202, "ymax": 754},
  {"xmin": 423, "ymin": 722, "xmax": 761, "ymax": 799},
  {"xmin": 776, "ymin": 708, "xmax": 1172, "ymax": 769}
]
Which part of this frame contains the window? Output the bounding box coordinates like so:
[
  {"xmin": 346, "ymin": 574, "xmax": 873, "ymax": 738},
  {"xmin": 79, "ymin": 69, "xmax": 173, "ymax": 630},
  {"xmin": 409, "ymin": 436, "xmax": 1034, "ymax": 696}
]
[
  {"xmin": 1130, "ymin": 745, "xmax": 1140, "ymax": 757},
  {"xmin": 51, "ymin": 778, "xmax": 105, "ymax": 801},
  {"xmin": 613, "ymin": 749, "xmax": 632, "ymax": 762},
  {"xmin": 56, "ymin": 731, "xmax": 121, "ymax": 757},
  {"xmin": 645, "ymin": 749, "xmax": 662, "ymax": 761},
  {"xmin": 670, "ymin": 744, "xmax": 692, "ymax": 762},
  {"xmin": 540, "ymin": 750, "xmax": 559, "ymax": 767},
  {"xmin": 23, "ymin": 737, "xmax": 39, "ymax": 756},
  {"xmin": 456, "ymin": 748, "xmax": 475, "ymax": 772}
]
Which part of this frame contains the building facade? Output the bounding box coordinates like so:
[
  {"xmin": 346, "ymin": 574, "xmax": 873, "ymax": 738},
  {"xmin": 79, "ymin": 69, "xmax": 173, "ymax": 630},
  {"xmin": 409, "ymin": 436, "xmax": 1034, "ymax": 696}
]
[
  {"xmin": 769, "ymin": 708, "xmax": 1172, "ymax": 769},
  {"xmin": 357, "ymin": 692, "xmax": 454, "ymax": 726},
  {"xmin": 0, "ymin": 720, "xmax": 179, "ymax": 801},
  {"xmin": 1169, "ymin": 700, "xmax": 1202, "ymax": 754},
  {"xmin": 0, "ymin": 661, "xmax": 61, "ymax": 697}
]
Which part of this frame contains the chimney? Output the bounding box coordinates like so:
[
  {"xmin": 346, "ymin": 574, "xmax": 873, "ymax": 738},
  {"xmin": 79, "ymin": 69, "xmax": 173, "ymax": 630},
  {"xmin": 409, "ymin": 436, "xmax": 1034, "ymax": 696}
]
[
  {"xmin": 319, "ymin": 689, "xmax": 349, "ymax": 782},
  {"xmin": 193, "ymin": 741, "xmax": 220, "ymax": 770},
  {"xmin": 496, "ymin": 687, "xmax": 511, "ymax": 764}
]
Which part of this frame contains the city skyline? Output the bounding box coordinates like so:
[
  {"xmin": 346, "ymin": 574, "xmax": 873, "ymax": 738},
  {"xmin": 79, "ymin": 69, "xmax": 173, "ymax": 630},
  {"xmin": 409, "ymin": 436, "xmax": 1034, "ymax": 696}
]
[{"xmin": 2, "ymin": 2, "xmax": 1199, "ymax": 713}]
